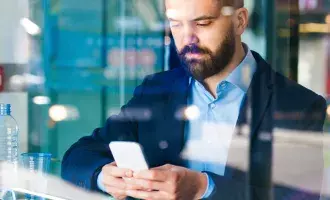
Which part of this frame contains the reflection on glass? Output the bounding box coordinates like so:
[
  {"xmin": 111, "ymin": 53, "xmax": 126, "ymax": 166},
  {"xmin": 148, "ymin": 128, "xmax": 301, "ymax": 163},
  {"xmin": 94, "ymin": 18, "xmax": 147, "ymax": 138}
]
[
  {"xmin": 1, "ymin": 0, "xmax": 329, "ymax": 199},
  {"xmin": 48, "ymin": 105, "xmax": 80, "ymax": 122},
  {"xmin": 20, "ymin": 153, "xmax": 51, "ymax": 200}
]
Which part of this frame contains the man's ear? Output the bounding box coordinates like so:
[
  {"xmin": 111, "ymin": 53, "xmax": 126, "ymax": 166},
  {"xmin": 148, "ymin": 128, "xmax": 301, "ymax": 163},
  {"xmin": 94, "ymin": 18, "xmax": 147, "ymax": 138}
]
[{"xmin": 234, "ymin": 8, "xmax": 249, "ymax": 35}]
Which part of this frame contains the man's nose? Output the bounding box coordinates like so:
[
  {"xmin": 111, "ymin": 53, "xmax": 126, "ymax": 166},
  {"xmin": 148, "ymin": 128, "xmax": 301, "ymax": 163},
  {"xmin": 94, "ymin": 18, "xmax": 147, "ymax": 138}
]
[{"xmin": 183, "ymin": 26, "xmax": 199, "ymax": 46}]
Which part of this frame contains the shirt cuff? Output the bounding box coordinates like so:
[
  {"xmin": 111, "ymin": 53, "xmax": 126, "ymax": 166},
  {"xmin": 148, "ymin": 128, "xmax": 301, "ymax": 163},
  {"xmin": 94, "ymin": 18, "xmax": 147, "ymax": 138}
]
[
  {"xmin": 200, "ymin": 172, "xmax": 215, "ymax": 199},
  {"xmin": 97, "ymin": 171, "xmax": 107, "ymax": 192}
]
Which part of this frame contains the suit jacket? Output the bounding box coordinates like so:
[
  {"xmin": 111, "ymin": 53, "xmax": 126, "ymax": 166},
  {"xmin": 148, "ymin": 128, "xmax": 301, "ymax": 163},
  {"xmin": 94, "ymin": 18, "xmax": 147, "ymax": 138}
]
[{"xmin": 61, "ymin": 51, "xmax": 326, "ymax": 200}]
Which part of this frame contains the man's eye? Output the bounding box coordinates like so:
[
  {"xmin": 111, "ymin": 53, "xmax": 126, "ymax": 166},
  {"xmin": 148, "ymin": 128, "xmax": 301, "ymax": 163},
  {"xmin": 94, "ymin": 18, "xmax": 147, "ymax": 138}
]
[{"xmin": 197, "ymin": 21, "xmax": 212, "ymax": 26}]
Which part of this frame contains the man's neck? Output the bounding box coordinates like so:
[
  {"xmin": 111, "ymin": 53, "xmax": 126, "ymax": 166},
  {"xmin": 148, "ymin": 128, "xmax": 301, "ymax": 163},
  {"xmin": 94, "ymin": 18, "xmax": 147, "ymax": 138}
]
[{"xmin": 202, "ymin": 42, "xmax": 246, "ymax": 98}]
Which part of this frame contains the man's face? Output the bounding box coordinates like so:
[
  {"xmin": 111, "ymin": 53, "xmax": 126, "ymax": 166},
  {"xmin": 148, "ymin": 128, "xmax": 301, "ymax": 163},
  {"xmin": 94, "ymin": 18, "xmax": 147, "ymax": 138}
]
[{"xmin": 165, "ymin": 0, "xmax": 236, "ymax": 81}]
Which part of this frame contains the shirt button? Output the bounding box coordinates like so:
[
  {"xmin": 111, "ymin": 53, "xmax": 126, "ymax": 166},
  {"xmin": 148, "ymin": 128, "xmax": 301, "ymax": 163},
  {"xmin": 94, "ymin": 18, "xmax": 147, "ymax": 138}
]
[{"xmin": 210, "ymin": 103, "xmax": 216, "ymax": 109}]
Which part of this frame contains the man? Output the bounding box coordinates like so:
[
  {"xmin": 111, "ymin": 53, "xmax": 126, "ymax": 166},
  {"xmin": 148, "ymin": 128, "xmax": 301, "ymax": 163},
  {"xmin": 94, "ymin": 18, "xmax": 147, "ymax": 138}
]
[{"xmin": 62, "ymin": 0, "xmax": 326, "ymax": 199}]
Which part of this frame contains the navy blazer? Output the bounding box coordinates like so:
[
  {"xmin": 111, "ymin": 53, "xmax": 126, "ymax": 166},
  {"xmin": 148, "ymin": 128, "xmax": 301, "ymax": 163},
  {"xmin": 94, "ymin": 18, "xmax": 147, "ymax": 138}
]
[{"xmin": 62, "ymin": 51, "xmax": 326, "ymax": 200}]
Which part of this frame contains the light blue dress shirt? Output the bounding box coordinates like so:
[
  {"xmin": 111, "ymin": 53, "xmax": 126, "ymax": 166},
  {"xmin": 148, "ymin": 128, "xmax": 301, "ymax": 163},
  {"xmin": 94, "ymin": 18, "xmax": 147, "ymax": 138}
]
[
  {"xmin": 185, "ymin": 45, "xmax": 256, "ymax": 198},
  {"xmin": 98, "ymin": 45, "xmax": 257, "ymax": 198}
]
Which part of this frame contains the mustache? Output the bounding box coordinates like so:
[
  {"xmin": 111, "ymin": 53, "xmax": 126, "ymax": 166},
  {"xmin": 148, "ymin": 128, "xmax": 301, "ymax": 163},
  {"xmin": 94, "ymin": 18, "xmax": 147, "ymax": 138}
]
[{"xmin": 178, "ymin": 45, "xmax": 211, "ymax": 57}]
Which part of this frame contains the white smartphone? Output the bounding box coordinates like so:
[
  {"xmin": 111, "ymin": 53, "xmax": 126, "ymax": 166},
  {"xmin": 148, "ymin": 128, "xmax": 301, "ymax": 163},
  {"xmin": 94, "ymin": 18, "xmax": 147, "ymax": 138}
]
[{"xmin": 109, "ymin": 141, "xmax": 149, "ymax": 172}]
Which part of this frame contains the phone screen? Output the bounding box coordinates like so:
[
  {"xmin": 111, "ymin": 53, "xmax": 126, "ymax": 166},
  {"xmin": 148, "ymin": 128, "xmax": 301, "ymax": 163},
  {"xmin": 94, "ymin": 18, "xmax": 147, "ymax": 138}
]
[{"xmin": 109, "ymin": 141, "xmax": 149, "ymax": 171}]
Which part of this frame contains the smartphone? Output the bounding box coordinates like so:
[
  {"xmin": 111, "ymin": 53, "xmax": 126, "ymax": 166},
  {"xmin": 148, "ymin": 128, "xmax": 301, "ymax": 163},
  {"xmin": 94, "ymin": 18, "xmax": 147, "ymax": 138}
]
[{"xmin": 109, "ymin": 141, "xmax": 149, "ymax": 172}]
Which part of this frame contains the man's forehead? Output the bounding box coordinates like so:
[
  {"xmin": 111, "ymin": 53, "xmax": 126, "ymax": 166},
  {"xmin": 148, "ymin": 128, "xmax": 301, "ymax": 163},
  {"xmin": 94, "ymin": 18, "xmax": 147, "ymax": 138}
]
[
  {"xmin": 165, "ymin": 0, "xmax": 218, "ymax": 9},
  {"xmin": 165, "ymin": 0, "xmax": 243, "ymax": 10},
  {"xmin": 165, "ymin": 0, "xmax": 219, "ymax": 19}
]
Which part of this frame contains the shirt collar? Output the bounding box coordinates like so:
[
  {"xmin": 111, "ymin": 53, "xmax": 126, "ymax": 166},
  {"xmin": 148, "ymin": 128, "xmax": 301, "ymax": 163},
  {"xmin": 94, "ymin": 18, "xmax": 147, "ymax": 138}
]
[{"xmin": 224, "ymin": 43, "xmax": 256, "ymax": 93}]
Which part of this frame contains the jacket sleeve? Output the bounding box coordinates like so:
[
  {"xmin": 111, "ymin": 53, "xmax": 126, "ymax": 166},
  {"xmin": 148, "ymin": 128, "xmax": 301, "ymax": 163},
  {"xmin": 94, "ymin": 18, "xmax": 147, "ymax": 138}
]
[
  {"xmin": 61, "ymin": 77, "xmax": 149, "ymax": 191},
  {"xmin": 202, "ymin": 171, "xmax": 272, "ymax": 200},
  {"xmin": 297, "ymin": 95, "xmax": 326, "ymax": 198}
]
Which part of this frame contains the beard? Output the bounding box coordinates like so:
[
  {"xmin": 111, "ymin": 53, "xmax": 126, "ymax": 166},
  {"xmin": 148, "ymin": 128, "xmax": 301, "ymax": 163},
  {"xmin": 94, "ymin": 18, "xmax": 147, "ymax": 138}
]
[{"xmin": 177, "ymin": 26, "xmax": 236, "ymax": 81}]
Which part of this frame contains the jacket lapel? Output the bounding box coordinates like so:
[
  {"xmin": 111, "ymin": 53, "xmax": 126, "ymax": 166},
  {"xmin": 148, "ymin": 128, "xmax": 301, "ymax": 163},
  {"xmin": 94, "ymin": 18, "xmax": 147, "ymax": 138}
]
[
  {"xmin": 237, "ymin": 51, "xmax": 274, "ymax": 138},
  {"xmin": 228, "ymin": 52, "xmax": 274, "ymax": 180},
  {"xmin": 161, "ymin": 69, "xmax": 190, "ymax": 164}
]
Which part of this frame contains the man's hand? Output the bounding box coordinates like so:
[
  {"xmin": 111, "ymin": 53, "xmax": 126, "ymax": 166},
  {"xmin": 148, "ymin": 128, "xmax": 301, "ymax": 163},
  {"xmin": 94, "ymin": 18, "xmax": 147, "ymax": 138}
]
[
  {"xmin": 124, "ymin": 164, "xmax": 208, "ymax": 200},
  {"xmin": 101, "ymin": 162, "xmax": 141, "ymax": 200}
]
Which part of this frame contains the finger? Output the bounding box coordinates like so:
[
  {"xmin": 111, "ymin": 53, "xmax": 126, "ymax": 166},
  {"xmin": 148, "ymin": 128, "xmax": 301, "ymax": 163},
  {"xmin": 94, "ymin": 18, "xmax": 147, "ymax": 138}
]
[
  {"xmin": 103, "ymin": 164, "xmax": 133, "ymax": 178},
  {"xmin": 133, "ymin": 169, "xmax": 168, "ymax": 181},
  {"xmin": 103, "ymin": 175, "xmax": 143, "ymax": 190},
  {"xmin": 103, "ymin": 175, "xmax": 126, "ymax": 189},
  {"xmin": 111, "ymin": 194, "xmax": 127, "ymax": 200},
  {"xmin": 104, "ymin": 186, "xmax": 127, "ymax": 198},
  {"xmin": 152, "ymin": 164, "xmax": 172, "ymax": 171},
  {"xmin": 124, "ymin": 178, "xmax": 168, "ymax": 191},
  {"xmin": 113, "ymin": 196, "xmax": 126, "ymax": 200},
  {"xmin": 126, "ymin": 190, "xmax": 169, "ymax": 200}
]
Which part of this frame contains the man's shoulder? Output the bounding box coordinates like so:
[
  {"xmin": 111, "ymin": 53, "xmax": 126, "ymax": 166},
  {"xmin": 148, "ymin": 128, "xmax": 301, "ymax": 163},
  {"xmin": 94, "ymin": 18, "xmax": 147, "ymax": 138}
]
[
  {"xmin": 270, "ymin": 69, "xmax": 326, "ymax": 131},
  {"xmin": 272, "ymin": 70, "xmax": 325, "ymax": 108},
  {"xmin": 252, "ymin": 51, "xmax": 324, "ymax": 107}
]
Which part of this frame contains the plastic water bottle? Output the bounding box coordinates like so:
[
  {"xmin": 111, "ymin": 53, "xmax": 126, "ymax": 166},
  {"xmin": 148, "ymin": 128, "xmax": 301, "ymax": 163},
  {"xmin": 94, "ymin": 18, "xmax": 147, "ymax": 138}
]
[
  {"xmin": 0, "ymin": 104, "xmax": 18, "ymax": 200},
  {"xmin": 0, "ymin": 104, "xmax": 19, "ymax": 165}
]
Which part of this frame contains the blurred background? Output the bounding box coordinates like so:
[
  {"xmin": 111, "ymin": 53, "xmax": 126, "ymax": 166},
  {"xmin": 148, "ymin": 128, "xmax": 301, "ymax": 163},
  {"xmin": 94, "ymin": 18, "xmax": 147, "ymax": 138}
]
[{"xmin": 0, "ymin": 0, "xmax": 330, "ymax": 199}]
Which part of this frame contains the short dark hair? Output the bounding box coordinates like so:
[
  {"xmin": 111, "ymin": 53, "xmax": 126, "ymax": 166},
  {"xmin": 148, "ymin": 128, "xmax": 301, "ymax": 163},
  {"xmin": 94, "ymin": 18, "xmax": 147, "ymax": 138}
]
[{"xmin": 217, "ymin": 0, "xmax": 244, "ymax": 8}]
